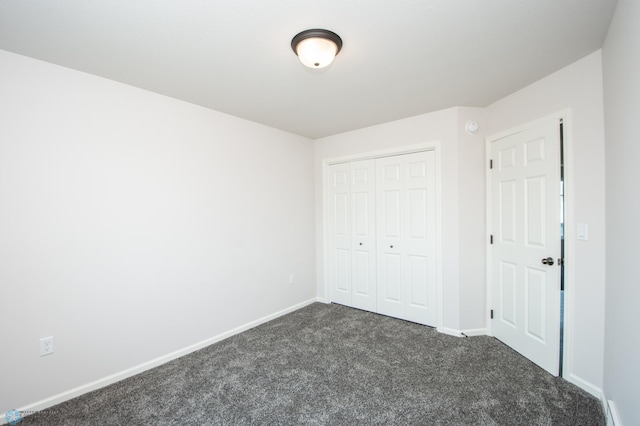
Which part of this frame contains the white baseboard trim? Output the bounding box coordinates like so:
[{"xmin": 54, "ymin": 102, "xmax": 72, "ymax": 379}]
[
  {"xmin": 0, "ymin": 297, "xmax": 320, "ymax": 425},
  {"xmin": 605, "ymin": 399, "xmax": 622, "ymax": 426},
  {"xmin": 460, "ymin": 328, "xmax": 488, "ymax": 337},
  {"xmin": 316, "ymin": 297, "xmax": 330, "ymax": 304},
  {"xmin": 566, "ymin": 373, "xmax": 602, "ymax": 399},
  {"xmin": 599, "ymin": 391, "xmax": 609, "ymax": 425},
  {"xmin": 438, "ymin": 327, "xmax": 488, "ymax": 338},
  {"xmin": 437, "ymin": 327, "xmax": 464, "ymax": 337}
]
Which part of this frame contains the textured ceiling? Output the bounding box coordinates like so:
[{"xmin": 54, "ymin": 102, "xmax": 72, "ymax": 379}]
[{"xmin": 0, "ymin": 0, "xmax": 617, "ymax": 138}]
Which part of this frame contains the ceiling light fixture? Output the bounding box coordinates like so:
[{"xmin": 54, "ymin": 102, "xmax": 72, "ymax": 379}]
[{"xmin": 291, "ymin": 29, "xmax": 343, "ymax": 69}]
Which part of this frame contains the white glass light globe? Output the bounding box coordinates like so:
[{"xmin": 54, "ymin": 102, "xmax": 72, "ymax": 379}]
[{"xmin": 295, "ymin": 37, "xmax": 339, "ymax": 68}]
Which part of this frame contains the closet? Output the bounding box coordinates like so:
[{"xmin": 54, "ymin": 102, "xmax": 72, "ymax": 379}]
[{"xmin": 327, "ymin": 150, "xmax": 438, "ymax": 326}]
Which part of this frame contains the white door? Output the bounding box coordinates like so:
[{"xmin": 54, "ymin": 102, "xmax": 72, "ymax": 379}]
[
  {"xmin": 376, "ymin": 151, "xmax": 437, "ymax": 326},
  {"xmin": 350, "ymin": 160, "xmax": 377, "ymax": 312},
  {"xmin": 327, "ymin": 160, "xmax": 377, "ymax": 312},
  {"xmin": 490, "ymin": 118, "xmax": 562, "ymax": 375},
  {"xmin": 327, "ymin": 163, "xmax": 352, "ymax": 306}
]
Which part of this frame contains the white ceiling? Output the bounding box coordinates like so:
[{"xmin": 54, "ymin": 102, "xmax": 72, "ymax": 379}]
[{"xmin": 0, "ymin": 0, "xmax": 616, "ymax": 139}]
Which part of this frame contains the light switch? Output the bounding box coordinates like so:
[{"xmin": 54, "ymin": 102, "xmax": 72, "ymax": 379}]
[{"xmin": 577, "ymin": 223, "xmax": 588, "ymax": 240}]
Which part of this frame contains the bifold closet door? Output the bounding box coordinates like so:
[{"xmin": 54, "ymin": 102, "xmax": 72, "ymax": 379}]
[
  {"xmin": 376, "ymin": 151, "xmax": 437, "ymax": 326},
  {"xmin": 327, "ymin": 160, "xmax": 377, "ymax": 312}
]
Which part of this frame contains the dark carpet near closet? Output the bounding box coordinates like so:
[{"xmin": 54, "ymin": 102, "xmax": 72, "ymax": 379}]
[{"xmin": 24, "ymin": 303, "xmax": 603, "ymax": 425}]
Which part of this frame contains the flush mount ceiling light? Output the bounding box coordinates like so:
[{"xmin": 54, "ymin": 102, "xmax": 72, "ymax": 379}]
[{"xmin": 291, "ymin": 29, "xmax": 343, "ymax": 69}]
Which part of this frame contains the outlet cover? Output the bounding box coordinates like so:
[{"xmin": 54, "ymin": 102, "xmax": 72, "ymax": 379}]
[{"xmin": 40, "ymin": 336, "xmax": 54, "ymax": 356}]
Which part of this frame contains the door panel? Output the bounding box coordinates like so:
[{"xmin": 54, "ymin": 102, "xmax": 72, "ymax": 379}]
[
  {"xmin": 499, "ymin": 260, "xmax": 517, "ymax": 327},
  {"xmin": 328, "ymin": 150, "xmax": 437, "ymax": 327},
  {"xmin": 353, "ymin": 250, "xmax": 371, "ymax": 295},
  {"xmin": 377, "ymin": 151, "xmax": 437, "ymax": 326},
  {"xmin": 408, "ymin": 255, "xmax": 428, "ymax": 307},
  {"xmin": 525, "ymin": 266, "xmax": 546, "ymax": 341},
  {"xmin": 377, "ymin": 156, "xmax": 404, "ymax": 318},
  {"xmin": 328, "ymin": 163, "xmax": 352, "ymax": 306},
  {"xmin": 404, "ymin": 153, "xmax": 436, "ymax": 325},
  {"xmin": 525, "ymin": 176, "xmax": 546, "ymax": 246},
  {"xmin": 382, "ymin": 252, "xmax": 402, "ymax": 305},
  {"xmin": 334, "ymin": 193, "xmax": 349, "ymax": 236},
  {"xmin": 352, "ymin": 193, "xmax": 368, "ymax": 236},
  {"xmin": 328, "ymin": 160, "xmax": 377, "ymax": 312},
  {"xmin": 350, "ymin": 160, "xmax": 376, "ymax": 311},
  {"xmin": 383, "ymin": 190, "xmax": 401, "ymax": 237},
  {"xmin": 491, "ymin": 118, "xmax": 561, "ymax": 376},
  {"xmin": 499, "ymin": 180, "xmax": 517, "ymax": 243},
  {"xmin": 335, "ymin": 249, "xmax": 350, "ymax": 293},
  {"xmin": 409, "ymin": 189, "xmax": 427, "ymax": 238}
]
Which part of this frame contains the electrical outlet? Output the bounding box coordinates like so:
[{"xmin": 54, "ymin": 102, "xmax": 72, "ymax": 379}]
[
  {"xmin": 40, "ymin": 336, "xmax": 54, "ymax": 356},
  {"xmin": 289, "ymin": 274, "xmax": 295, "ymax": 285}
]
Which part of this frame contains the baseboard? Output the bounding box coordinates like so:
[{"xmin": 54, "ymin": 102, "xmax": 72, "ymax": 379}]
[
  {"xmin": 605, "ymin": 399, "xmax": 622, "ymax": 426},
  {"xmin": 460, "ymin": 328, "xmax": 488, "ymax": 337},
  {"xmin": 0, "ymin": 297, "xmax": 320, "ymax": 425},
  {"xmin": 438, "ymin": 327, "xmax": 488, "ymax": 338},
  {"xmin": 565, "ymin": 372, "xmax": 602, "ymax": 399},
  {"xmin": 437, "ymin": 327, "xmax": 464, "ymax": 337}
]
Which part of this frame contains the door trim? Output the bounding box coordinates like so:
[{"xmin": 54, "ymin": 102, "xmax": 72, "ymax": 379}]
[
  {"xmin": 485, "ymin": 110, "xmax": 572, "ymax": 378},
  {"xmin": 322, "ymin": 141, "xmax": 443, "ymax": 330}
]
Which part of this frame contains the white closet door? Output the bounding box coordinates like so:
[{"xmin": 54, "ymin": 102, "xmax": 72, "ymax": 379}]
[
  {"xmin": 328, "ymin": 160, "xmax": 376, "ymax": 311},
  {"xmin": 376, "ymin": 151, "xmax": 437, "ymax": 326},
  {"xmin": 328, "ymin": 162, "xmax": 352, "ymax": 306},
  {"xmin": 349, "ymin": 160, "xmax": 377, "ymax": 312}
]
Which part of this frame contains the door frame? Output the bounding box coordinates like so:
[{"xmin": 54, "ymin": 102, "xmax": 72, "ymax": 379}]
[
  {"xmin": 485, "ymin": 110, "xmax": 574, "ymax": 378},
  {"xmin": 322, "ymin": 141, "xmax": 444, "ymax": 330}
]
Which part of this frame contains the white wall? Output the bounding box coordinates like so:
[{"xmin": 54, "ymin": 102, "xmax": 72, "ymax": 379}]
[
  {"xmin": 0, "ymin": 35, "xmax": 615, "ymax": 419},
  {"xmin": 456, "ymin": 108, "xmax": 488, "ymax": 331},
  {"xmin": 486, "ymin": 51, "xmax": 606, "ymax": 395},
  {"xmin": 0, "ymin": 50, "xmax": 316, "ymax": 415},
  {"xmin": 314, "ymin": 107, "xmax": 487, "ymax": 333},
  {"xmin": 602, "ymin": 0, "xmax": 640, "ymax": 423}
]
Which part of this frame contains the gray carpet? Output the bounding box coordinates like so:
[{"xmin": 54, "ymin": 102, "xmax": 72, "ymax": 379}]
[{"xmin": 24, "ymin": 303, "xmax": 603, "ymax": 425}]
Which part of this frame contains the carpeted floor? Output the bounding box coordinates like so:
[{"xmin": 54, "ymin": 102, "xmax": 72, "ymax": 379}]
[{"xmin": 23, "ymin": 303, "xmax": 604, "ymax": 425}]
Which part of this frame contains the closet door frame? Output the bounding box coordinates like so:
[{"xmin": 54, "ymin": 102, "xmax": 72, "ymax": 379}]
[{"xmin": 322, "ymin": 141, "xmax": 444, "ymax": 330}]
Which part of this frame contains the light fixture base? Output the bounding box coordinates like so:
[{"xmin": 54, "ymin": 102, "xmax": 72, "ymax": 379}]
[{"xmin": 291, "ymin": 29, "xmax": 343, "ymax": 68}]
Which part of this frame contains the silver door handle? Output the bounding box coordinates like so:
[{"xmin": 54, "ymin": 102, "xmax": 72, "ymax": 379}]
[{"xmin": 541, "ymin": 257, "xmax": 555, "ymax": 265}]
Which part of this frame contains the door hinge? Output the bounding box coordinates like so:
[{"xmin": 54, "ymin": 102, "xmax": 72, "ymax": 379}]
[
  {"xmin": 558, "ymin": 258, "xmax": 564, "ymax": 266},
  {"xmin": 490, "ymin": 235, "xmax": 494, "ymax": 244},
  {"xmin": 490, "ymin": 309, "xmax": 494, "ymax": 319},
  {"xmin": 489, "ymin": 159, "xmax": 493, "ymax": 169}
]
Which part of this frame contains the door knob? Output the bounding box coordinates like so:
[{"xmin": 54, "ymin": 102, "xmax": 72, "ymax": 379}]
[{"xmin": 541, "ymin": 257, "xmax": 555, "ymax": 265}]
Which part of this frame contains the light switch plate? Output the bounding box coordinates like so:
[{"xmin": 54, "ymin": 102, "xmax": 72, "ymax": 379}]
[{"xmin": 577, "ymin": 223, "xmax": 588, "ymax": 240}]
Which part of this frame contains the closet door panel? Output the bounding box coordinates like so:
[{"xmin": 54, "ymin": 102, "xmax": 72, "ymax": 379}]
[
  {"xmin": 376, "ymin": 152, "xmax": 437, "ymax": 326},
  {"xmin": 350, "ymin": 159, "xmax": 377, "ymax": 312},
  {"xmin": 408, "ymin": 254, "xmax": 429, "ymax": 308},
  {"xmin": 403, "ymin": 151, "xmax": 437, "ymax": 325},
  {"xmin": 376, "ymin": 155, "xmax": 405, "ymax": 318},
  {"xmin": 328, "ymin": 163, "xmax": 352, "ymax": 306},
  {"xmin": 379, "ymin": 251, "xmax": 403, "ymax": 319},
  {"xmin": 329, "ymin": 151, "xmax": 437, "ymax": 327}
]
